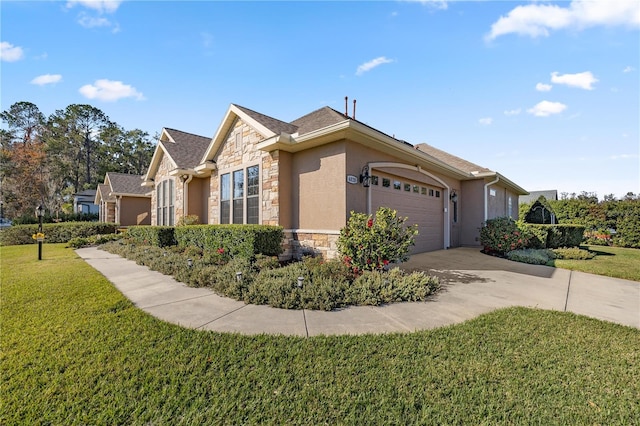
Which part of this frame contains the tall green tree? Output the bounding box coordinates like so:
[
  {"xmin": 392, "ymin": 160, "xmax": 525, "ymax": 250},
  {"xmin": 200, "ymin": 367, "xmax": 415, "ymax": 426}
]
[
  {"xmin": 46, "ymin": 104, "xmax": 111, "ymax": 193},
  {"xmin": 98, "ymin": 124, "xmax": 154, "ymax": 178}
]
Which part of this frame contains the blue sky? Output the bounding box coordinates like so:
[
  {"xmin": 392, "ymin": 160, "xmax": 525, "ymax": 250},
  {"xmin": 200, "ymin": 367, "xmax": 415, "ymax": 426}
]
[{"xmin": 2, "ymin": 0, "xmax": 638, "ymax": 199}]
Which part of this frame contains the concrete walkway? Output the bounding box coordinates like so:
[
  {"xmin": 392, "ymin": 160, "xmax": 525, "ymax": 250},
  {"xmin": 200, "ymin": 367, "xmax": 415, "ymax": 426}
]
[{"xmin": 75, "ymin": 246, "xmax": 640, "ymax": 336}]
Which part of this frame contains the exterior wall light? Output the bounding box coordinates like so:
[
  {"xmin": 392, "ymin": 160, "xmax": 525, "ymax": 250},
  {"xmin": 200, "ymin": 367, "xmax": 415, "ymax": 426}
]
[
  {"xmin": 450, "ymin": 190, "xmax": 458, "ymax": 203},
  {"xmin": 360, "ymin": 165, "xmax": 371, "ymax": 188}
]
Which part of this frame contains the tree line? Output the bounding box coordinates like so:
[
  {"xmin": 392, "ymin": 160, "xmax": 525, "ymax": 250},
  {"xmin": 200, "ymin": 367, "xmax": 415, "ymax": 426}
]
[
  {"xmin": 1, "ymin": 101, "xmax": 155, "ymax": 220},
  {"xmin": 519, "ymin": 192, "xmax": 640, "ymax": 249}
]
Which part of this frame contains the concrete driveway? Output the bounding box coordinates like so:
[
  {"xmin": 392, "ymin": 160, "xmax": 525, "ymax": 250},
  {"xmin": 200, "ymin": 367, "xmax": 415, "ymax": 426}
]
[{"xmin": 76, "ymin": 246, "xmax": 640, "ymax": 336}]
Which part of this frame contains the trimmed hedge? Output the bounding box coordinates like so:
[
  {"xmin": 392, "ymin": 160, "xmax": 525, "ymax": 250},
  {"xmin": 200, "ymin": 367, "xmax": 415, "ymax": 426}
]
[
  {"xmin": 0, "ymin": 222, "xmax": 117, "ymax": 246},
  {"xmin": 521, "ymin": 224, "xmax": 585, "ymax": 249},
  {"xmin": 127, "ymin": 226, "xmax": 177, "ymax": 248},
  {"xmin": 175, "ymin": 225, "xmax": 284, "ymax": 258}
]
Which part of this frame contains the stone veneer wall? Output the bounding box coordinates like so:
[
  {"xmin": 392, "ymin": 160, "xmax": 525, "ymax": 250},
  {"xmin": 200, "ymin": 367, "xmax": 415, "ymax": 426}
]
[
  {"xmin": 151, "ymin": 152, "xmax": 180, "ymax": 225},
  {"xmin": 210, "ymin": 118, "xmax": 280, "ymax": 225},
  {"xmin": 282, "ymin": 230, "xmax": 340, "ymax": 260}
]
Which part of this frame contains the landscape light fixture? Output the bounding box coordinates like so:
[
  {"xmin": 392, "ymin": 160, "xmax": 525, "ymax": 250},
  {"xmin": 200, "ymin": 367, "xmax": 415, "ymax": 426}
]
[
  {"xmin": 360, "ymin": 165, "xmax": 371, "ymax": 188},
  {"xmin": 297, "ymin": 276, "xmax": 304, "ymax": 288},
  {"xmin": 236, "ymin": 271, "xmax": 243, "ymax": 282},
  {"xmin": 187, "ymin": 258, "xmax": 193, "ymax": 268}
]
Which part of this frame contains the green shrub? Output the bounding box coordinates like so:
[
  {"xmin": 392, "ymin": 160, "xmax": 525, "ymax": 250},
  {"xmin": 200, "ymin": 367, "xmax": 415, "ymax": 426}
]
[
  {"xmin": 246, "ymin": 263, "xmax": 307, "ymax": 309},
  {"xmin": 506, "ymin": 249, "xmax": 555, "ymax": 265},
  {"xmin": 127, "ymin": 226, "xmax": 176, "ymax": 248},
  {"xmin": 480, "ymin": 217, "xmax": 528, "ymax": 255},
  {"xmin": 613, "ymin": 203, "xmax": 640, "ymax": 248},
  {"xmin": 338, "ymin": 207, "xmax": 418, "ymax": 273},
  {"xmin": 0, "ymin": 222, "xmax": 117, "ymax": 246},
  {"xmin": 583, "ymin": 230, "xmax": 613, "ymax": 246},
  {"xmin": 547, "ymin": 225, "xmax": 585, "ymax": 248},
  {"xmin": 552, "ymin": 247, "xmax": 595, "ymax": 260},
  {"xmin": 67, "ymin": 233, "xmax": 123, "ymax": 248},
  {"xmin": 176, "ymin": 214, "xmax": 200, "ymax": 226},
  {"xmin": 300, "ymin": 276, "xmax": 347, "ymax": 311},
  {"xmin": 175, "ymin": 225, "xmax": 284, "ymax": 258},
  {"xmin": 100, "ymin": 240, "xmax": 440, "ymax": 311}
]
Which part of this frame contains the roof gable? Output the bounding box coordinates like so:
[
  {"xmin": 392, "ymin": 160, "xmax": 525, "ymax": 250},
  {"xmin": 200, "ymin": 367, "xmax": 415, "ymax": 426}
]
[
  {"xmin": 106, "ymin": 172, "xmax": 149, "ymax": 196},
  {"xmin": 290, "ymin": 107, "xmax": 349, "ymax": 135},
  {"xmin": 143, "ymin": 127, "xmax": 210, "ymax": 184}
]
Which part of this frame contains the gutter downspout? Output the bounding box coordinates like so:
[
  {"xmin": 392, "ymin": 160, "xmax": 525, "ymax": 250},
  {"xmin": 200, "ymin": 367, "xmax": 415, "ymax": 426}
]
[
  {"xmin": 484, "ymin": 175, "xmax": 500, "ymax": 222},
  {"xmin": 183, "ymin": 175, "xmax": 193, "ymax": 219}
]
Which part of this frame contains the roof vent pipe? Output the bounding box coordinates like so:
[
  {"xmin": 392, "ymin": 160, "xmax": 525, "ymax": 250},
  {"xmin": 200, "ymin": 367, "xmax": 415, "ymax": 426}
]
[
  {"xmin": 344, "ymin": 96, "xmax": 349, "ymax": 117},
  {"xmin": 353, "ymin": 99, "xmax": 356, "ymax": 120}
]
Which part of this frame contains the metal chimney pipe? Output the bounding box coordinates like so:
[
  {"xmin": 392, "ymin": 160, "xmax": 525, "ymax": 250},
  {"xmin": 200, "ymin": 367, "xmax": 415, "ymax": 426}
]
[
  {"xmin": 353, "ymin": 99, "xmax": 357, "ymax": 120},
  {"xmin": 345, "ymin": 96, "xmax": 348, "ymax": 117}
]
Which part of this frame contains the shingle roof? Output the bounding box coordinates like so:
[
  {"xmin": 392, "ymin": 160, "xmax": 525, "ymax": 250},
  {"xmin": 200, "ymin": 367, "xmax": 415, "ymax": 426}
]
[
  {"xmin": 290, "ymin": 107, "xmax": 350, "ymax": 135},
  {"xmin": 414, "ymin": 143, "xmax": 492, "ymax": 175},
  {"xmin": 106, "ymin": 172, "xmax": 148, "ymax": 196},
  {"xmin": 234, "ymin": 105, "xmax": 298, "ymax": 135},
  {"xmin": 162, "ymin": 128, "xmax": 211, "ymax": 169},
  {"xmin": 97, "ymin": 183, "xmax": 115, "ymax": 202}
]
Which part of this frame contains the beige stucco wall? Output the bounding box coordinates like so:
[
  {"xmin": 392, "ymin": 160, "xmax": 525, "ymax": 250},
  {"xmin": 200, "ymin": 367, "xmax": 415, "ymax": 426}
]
[
  {"xmin": 460, "ymin": 179, "xmax": 485, "ymax": 246},
  {"xmin": 186, "ymin": 177, "xmax": 209, "ymax": 224},
  {"xmin": 289, "ymin": 141, "xmax": 346, "ymax": 230},
  {"xmin": 119, "ymin": 197, "xmax": 151, "ymax": 226}
]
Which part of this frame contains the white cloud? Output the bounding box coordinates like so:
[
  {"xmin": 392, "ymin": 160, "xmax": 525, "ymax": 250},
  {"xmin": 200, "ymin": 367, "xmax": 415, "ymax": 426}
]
[
  {"xmin": 486, "ymin": 0, "xmax": 640, "ymax": 40},
  {"xmin": 623, "ymin": 66, "xmax": 635, "ymax": 73},
  {"xmin": 536, "ymin": 82, "xmax": 552, "ymax": 92},
  {"xmin": 504, "ymin": 108, "xmax": 521, "ymax": 116},
  {"xmin": 551, "ymin": 71, "xmax": 598, "ymax": 90},
  {"xmin": 403, "ymin": 0, "xmax": 448, "ymax": 10},
  {"xmin": 31, "ymin": 74, "xmax": 63, "ymax": 86},
  {"xmin": 609, "ymin": 153, "xmax": 638, "ymax": 160},
  {"xmin": 79, "ymin": 79, "xmax": 145, "ymax": 102},
  {"xmin": 0, "ymin": 42, "xmax": 24, "ymax": 62},
  {"xmin": 78, "ymin": 13, "xmax": 111, "ymax": 28},
  {"xmin": 527, "ymin": 100, "xmax": 567, "ymax": 117},
  {"xmin": 478, "ymin": 117, "xmax": 493, "ymax": 126},
  {"xmin": 356, "ymin": 56, "xmax": 395, "ymax": 76},
  {"xmin": 66, "ymin": 0, "xmax": 122, "ymax": 13}
]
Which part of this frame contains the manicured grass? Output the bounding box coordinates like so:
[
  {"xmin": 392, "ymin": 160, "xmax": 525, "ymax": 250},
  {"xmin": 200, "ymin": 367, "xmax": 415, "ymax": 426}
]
[
  {"xmin": 551, "ymin": 245, "xmax": 640, "ymax": 281},
  {"xmin": 2, "ymin": 244, "xmax": 639, "ymax": 425}
]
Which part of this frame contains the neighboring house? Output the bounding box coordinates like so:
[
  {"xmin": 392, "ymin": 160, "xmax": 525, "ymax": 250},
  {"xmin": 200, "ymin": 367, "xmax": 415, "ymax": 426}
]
[
  {"xmin": 73, "ymin": 189, "xmax": 99, "ymax": 214},
  {"xmin": 143, "ymin": 104, "xmax": 528, "ymax": 258},
  {"xmin": 95, "ymin": 172, "xmax": 151, "ymax": 226},
  {"xmin": 519, "ymin": 190, "xmax": 558, "ymax": 205}
]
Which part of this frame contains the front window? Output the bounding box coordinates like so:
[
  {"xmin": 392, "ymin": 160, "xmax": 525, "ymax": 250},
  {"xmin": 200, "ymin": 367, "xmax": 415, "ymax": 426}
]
[
  {"xmin": 156, "ymin": 179, "xmax": 175, "ymax": 225},
  {"xmin": 220, "ymin": 165, "xmax": 259, "ymax": 224}
]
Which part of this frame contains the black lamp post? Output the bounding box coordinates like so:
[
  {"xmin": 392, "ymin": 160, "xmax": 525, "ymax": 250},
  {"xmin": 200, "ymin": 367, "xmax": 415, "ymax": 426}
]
[{"xmin": 36, "ymin": 204, "xmax": 44, "ymax": 260}]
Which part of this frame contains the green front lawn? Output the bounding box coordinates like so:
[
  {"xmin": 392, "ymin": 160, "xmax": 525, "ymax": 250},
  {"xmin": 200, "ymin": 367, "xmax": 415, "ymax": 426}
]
[
  {"xmin": 2, "ymin": 244, "xmax": 639, "ymax": 425},
  {"xmin": 551, "ymin": 245, "xmax": 640, "ymax": 281}
]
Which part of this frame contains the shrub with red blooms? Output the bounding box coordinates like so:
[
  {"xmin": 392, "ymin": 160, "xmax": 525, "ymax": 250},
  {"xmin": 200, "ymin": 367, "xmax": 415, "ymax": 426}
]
[
  {"xmin": 337, "ymin": 207, "xmax": 418, "ymax": 273},
  {"xmin": 480, "ymin": 217, "xmax": 529, "ymax": 256}
]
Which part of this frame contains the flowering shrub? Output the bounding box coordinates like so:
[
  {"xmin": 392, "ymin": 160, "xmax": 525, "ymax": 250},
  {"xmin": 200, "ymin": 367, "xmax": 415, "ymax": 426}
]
[
  {"xmin": 337, "ymin": 207, "xmax": 418, "ymax": 273},
  {"xmin": 480, "ymin": 217, "xmax": 529, "ymax": 256},
  {"xmin": 584, "ymin": 230, "xmax": 612, "ymax": 246}
]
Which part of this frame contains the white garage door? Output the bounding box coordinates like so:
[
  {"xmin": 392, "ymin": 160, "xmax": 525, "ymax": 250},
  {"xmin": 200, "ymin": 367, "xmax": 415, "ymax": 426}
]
[{"xmin": 370, "ymin": 175, "xmax": 444, "ymax": 254}]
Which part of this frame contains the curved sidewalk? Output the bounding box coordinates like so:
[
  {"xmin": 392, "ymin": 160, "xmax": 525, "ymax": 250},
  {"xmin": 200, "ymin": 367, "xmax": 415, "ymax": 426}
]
[{"xmin": 76, "ymin": 246, "xmax": 640, "ymax": 336}]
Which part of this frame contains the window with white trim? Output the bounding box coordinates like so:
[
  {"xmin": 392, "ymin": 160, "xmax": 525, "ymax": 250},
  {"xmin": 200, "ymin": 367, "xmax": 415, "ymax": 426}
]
[
  {"xmin": 220, "ymin": 165, "xmax": 260, "ymax": 224},
  {"xmin": 156, "ymin": 179, "xmax": 175, "ymax": 225}
]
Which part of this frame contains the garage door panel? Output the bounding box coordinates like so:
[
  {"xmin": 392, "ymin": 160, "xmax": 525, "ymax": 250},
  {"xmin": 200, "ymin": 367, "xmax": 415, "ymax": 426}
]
[{"xmin": 371, "ymin": 182, "xmax": 444, "ymax": 253}]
